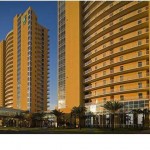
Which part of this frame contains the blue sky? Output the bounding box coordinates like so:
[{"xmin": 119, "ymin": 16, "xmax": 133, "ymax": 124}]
[{"xmin": 0, "ymin": 1, "xmax": 57, "ymax": 110}]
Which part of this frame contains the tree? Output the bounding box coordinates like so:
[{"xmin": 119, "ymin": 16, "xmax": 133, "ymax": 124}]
[
  {"xmin": 71, "ymin": 106, "xmax": 87, "ymax": 129},
  {"xmin": 131, "ymin": 108, "xmax": 150, "ymax": 129},
  {"xmin": 31, "ymin": 112, "xmax": 45, "ymax": 127},
  {"xmin": 51, "ymin": 109, "xmax": 64, "ymax": 128},
  {"xmin": 103, "ymin": 101, "xmax": 123, "ymax": 130}
]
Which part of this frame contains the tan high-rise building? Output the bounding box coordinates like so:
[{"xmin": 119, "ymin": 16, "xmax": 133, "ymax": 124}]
[
  {"xmin": 0, "ymin": 41, "xmax": 6, "ymax": 107},
  {"xmin": 0, "ymin": 7, "xmax": 49, "ymax": 113},
  {"xmin": 58, "ymin": 1, "xmax": 150, "ymax": 114}
]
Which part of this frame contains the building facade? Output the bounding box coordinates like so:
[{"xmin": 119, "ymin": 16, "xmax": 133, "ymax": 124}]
[
  {"xmin": 0, "ymin": 7, "xmax": 50, "ymax": 113},
  {"xmin": 0, "ymin": 41, "xmax": 6, "ymax": 107},
  {"xmin": 58, "ymin": 1, "xmax": 83, "ymax": 112},
  {"xmin": 58, "ymin": 1, "xmax": 150, "ymax": 114}
]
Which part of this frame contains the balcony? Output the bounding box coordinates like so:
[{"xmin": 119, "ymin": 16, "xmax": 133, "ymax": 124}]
[
  {"xmin": 84, "ymin": 41, "xmax": 148, "ymax": 67},
  {"xmin": 84, "ymin": 86, "xmax": 149, "ymax": 99},
  {"xmin": 84, "ymin": 14, "xmax": 148, "ymax": 45},
  {"xmin": 84, "ymin": 54, "xmax": 149, "ymax": 75},
  {"xmin": 84, "ymin": 2, "xmax": 148, "ymax": 36},
  {"xmin": 84, "ymin": 1, "xmax": 107, "ymax": 21},
  {"xmin": 84, "ymin": 25, "xmax": 148, "ymax": 52},
  {"xmin": 84, "ymin": 75, "xmax": 149, "ymax": 91},
  {"xmin": 84, "ymin": 65, "xmax": 149, "ymax": 83},
  {"xmin": 84, "ymin": 33, "xmax": 148, "ymax": 60}
]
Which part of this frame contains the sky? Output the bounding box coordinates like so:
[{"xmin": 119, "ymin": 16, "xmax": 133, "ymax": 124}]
[{"xmin": 0, "ymin": 1, "xmax": 58, "ymax": 110}]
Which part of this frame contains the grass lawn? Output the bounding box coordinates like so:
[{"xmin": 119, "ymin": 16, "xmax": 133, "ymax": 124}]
[{"xmin": 0, "ymin": 127, "xmax": 149, "ymax": 134}]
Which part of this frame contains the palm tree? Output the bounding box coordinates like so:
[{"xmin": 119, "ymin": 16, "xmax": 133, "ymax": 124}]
[
  {"xmin": 132, "ymin": 108, "xmax": 150, "ymax": 129},
  {"xmin": 31, "ymin": 112, "xmax": 45, "ymax": 127},
  {"xmin": 130, "ymin": 109, "xmax": 138, "ymax": 128},
  {"xmin": 14, "ymin": 112, "xmax": 25, "ymax": 127},
  {"xmin": 103, "ymin": 101, "xmax": 123, "ymax": 130},
  {"xmin": 71, "ymin": 106, "xmax": 78, "ymax": 127},
  {"xmin": 51, "ymin": 109, "xmax": 64, "ymax": 128},
  {"xmin": 71, "ymin": 106, "xmax": 87, "ymax": 129}
]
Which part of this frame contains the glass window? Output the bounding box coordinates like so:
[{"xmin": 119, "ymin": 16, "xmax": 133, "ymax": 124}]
[
  {"xmin": 103, "ymin": 80, "xmax": 106, "ymax": 85},
  {"xmin": 120, "ymin": 66, "xmax": 124, "ymax": 71},
  {"xmin": 138, "ymin": 72, "xmax": 142, "ymax": 78},
  {"xmin": 138, "ymin": 20, "xmax": 142, "ymax": 24},
  {"xmin": 103, "ymin": 71, "xmax": 106, "ymax": 76},
  {"xmin": 120, "ymin": 27, "xmax": 123, "ymax": 32},
  {"xmin": 120, "ymin": 95, "xmax": 124, "ymax": 101},
  {"xmin": 120, "ymin": 76, "xmax": 123, "ymax": 81},
  {"xmin": 138, "ymin": 51, "xmax": 142, "ymax": 56},
  {"xmin": 120, "ymin": 56, "xmax": 123, "ymax": 61},
  {"xmin": 138, "ymin": 93, "xmax": 143, "ymax": 99},
  {"xmin": 138, "ymin": 30, "xmax": 142, "ymax": 35},
  {"xmin": 103, "ymin": 89, "xmax": 106, "ymax": 94},
  {"xmin": 138, "ymin": 82, "xmax": 142, "ymax": 88},
  {"xmin": 103, "ymin": 62, "xmax": 106, "ymax": 67},
  {"xmin": 120, "ymin": 47, "xmax": 123, "ymax": 51},
  {"xmin": 103, "ymin": 98, "xmax": 106, "ymax": 103},
  {"xmin": 120, "ymin": 85, "xmax": 124, "ymax": 91},
  {"xmin": 138, "ymin": 62, "xmax": 142, "ymax": 67}
]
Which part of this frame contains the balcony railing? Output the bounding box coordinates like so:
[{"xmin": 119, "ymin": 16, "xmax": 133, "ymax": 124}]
[
  {"xmin": 84, "ymin": 86, "xmax": 149, "ymax": 99},
  {"xmin": 84, "ymin": 54, "xmax": 149, "ymax": 75},
  {"xmin": 84, "ymin": 65, "xmax": 149, "ymax": 83},
  {"xmin": 84, "ymin": 25, "xmax": 148, "ymax": 52},
  {"xmin": 84, "ymin": 35, "xmax": 148, "ymax": 60},
  {"xmin": 84, "ymin": 1, "xmax": 147, "ymax": 36}
]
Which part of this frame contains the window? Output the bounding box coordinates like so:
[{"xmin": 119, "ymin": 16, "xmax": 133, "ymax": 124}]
[
  {"xmin": 120, "ymin": 95, "xmax": 124, "ymax": 101},
  {"xmin": 138, "ymin": 82, "xmax": 142, "ymax": 88},
  {"xmin": 146, "ymin": 49, "xmax": 149, "ymax": 54},
  {"xmin": 110, "ymin": 22, "xmax": 113, "ymax": 26},
  {"xmin": 109, "ymin": 13, "xmax": 113, "ymax": 17},
  {"xmin": 120, "ymin": 56, "xmax": 123, "ymax": 61},
  {"xmin": 110, "ymin": 31, "xmax": 113, "ymax": 36},
  {"xmin": 103, "ymin": 89, "xmax": 106, "ymax": 94},
  {"xmin": 119, "ymin": 17, "xmax": 123, "ymax": 22},
  {"xmin": 103, "ymin": 52, "xmax": 106, "ymax": 57},
  {"xmin": 103, "ymin": 62, "xmax": 106, "ymax": 67},
  {"xmin": 120, "ymin": 85, "xmax": 124, "ymax": 91},
  {"xmin": 103, "ymin": 80, "xmax": 106, "ymax": 85},
  {"xmin": 138, "ymin": 72, "xmax": 142, "ymax": 79},
  {"xmin": 120, "ymin": 27, "xmax": 123, "ymax": 32},
  {"xmin": 138, "ymin": 62, "xmax": 142, "ymax": 67},
  {"xmin": 146, "ymin": 38, "xmax": 149, "ymax": 43},
  {"xmin": 120, "ymin": 37, "xmax": 123, "ymax": 41},
  {"xmin": 120, "ymin": 76, "xmax": 123, "ymax": 81},
  {"xmin": 138, "ymin": 30, "xmax": 142, "ymax": 35},
  {"xmin": 110, "ymin": 69, "xmax": 114, "ymax": 74},
  {"xmin": 120, "ymin": 47, "xmax": 123, "ymax": 51},
  {"xmin": 138, "ymin": 93, "xmax": 143, "ymax": 99},
  {"xmin": 138, "ymin": 40, "xmax": 142, "ymax": 45},
  {"xmin": 138, "ymin": 51, "xmax": 142, "ymax": 56},
  {"xmin": 119, "ymin": 8, "xmax": 123, "ymax": 12},
  {"xmin": 120, "ymin": 66, "xmax": 124, "ymax": 71},
  {"xmin": 103, "ymin": 98, "xmax": 106, "ymax": 103},
  {"xmin": 138, "ymin": 9, "xmax": 142, "ymax": 13},
  {"xmin": 110, "ymin": 50, "xmax": 113, "ymax": 54},
  {"xmin": 103, "ymin": 71, "xmax": 106, "ymax": 76},
  {"xmin": 95, "ymin": 74, "xmax": 97, "ymax": 78},
  {"xmin": 110, "ymin": 40, "xmax": 113, "ymax": 45},
  {"xmin": 138, "ymin": 20, "xmax": 142, "ymax": 24}
]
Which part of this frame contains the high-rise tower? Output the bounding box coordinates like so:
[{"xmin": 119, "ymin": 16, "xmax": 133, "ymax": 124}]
[
  {"xmin": 58, "ymin": 1, "xmax": 150, "ymax": 114},
  {"xmin": 0, "ymin": 7, "xmax": 49, "ymax": 113},
  {"xmin": 58, "ymin": 2, "xmax": 82, "ymax": 112}
]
